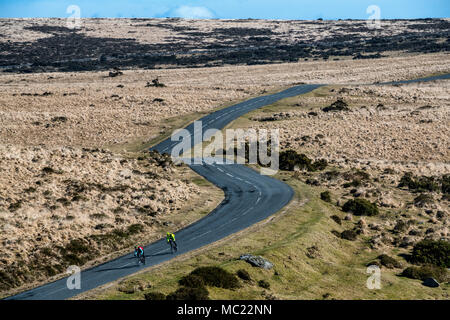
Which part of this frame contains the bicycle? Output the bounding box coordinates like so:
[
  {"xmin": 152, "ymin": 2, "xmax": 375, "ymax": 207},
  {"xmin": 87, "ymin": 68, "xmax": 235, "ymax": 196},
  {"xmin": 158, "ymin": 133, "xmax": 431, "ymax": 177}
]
[
  {"xmin": 169, "ymin": 239, "xmax": 178, "ymax": 254},
  {"xmin": 138, "ymin": 252, "xmax": 145, "ymax": 265},
  {"xmin": 135, "ymin": 250, "xmax": 146, "ymax": 265}
]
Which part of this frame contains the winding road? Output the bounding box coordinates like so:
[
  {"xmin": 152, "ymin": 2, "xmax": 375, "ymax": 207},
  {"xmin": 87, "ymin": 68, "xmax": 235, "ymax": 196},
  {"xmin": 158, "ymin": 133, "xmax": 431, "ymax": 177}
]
[{"xmin": 4, "ymin": 74, "xmax": 448, "ymax": 300}]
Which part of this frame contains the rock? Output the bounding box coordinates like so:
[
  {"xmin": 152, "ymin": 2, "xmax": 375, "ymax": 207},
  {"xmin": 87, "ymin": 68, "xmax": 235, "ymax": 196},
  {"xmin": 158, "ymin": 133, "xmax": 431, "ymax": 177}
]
[
  {"xmin": 357, "ymin": 218, "xmax": 367, "ymax": 228},
  {"xmin": 306, "ymin": 245, "xmax": 321, "ymax": 259},
  {"xmin": 370, "ymin": 235, "xmax": 383, "ymax": 248},
  {"xmin": 109, "ymin": 70, "xmax": 123, "ymax": 77},
  {"xmin": 119, "ymin": 169, "xmax": 132, "ymax": 179},
  {"xmin": 344, "ymin": 214, "xmax": 353, "ymax": 221},
  {"xmin": 422, "ymin": 278, "xmax": 439, "ymax": 288},
  {"xmin": 239, "ymin": 254, "xmax": 273, "ymax": 269}
]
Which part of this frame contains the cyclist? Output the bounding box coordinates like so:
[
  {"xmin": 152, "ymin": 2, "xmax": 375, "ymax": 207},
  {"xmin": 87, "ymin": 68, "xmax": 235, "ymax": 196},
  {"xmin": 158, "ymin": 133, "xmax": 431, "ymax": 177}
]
[
  {"xmin": 166, "ymin": 232, "xmax": 177, "ymax": 253},
  {"xmin": 134, "ymin": 245, "xmax": 144, "ymax": 259}
]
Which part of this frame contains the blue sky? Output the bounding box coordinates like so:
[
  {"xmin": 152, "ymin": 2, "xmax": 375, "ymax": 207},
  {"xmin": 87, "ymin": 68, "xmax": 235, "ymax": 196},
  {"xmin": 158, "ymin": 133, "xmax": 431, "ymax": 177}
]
[{"xmin": 0, "ymin": 0, "xmax": 448, "ymax": 19}]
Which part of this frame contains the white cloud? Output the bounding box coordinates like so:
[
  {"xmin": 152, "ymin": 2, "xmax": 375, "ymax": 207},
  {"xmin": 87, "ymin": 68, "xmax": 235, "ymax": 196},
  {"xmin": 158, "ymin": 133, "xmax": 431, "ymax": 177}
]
[{"xmin": 172, "ymin": 5, "xmax": 214, "ymax": 19}]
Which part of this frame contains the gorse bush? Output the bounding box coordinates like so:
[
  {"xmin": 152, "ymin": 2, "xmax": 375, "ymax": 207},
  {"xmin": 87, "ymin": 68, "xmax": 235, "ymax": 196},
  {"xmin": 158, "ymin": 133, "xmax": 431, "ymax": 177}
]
[
  {"xmin": 127, "ymin": 223, "xmax": 144, "ymax": 234},
  {"xmin": 258, "ymin": 280, "xmax": 270, "ymax": 289},
  {"xmin": 179, "ymin": 274, "xmax": 205, "ymax": 288},
  {"xmin": 340, "ymin": 229, "xmax": 358, "ymax": 241},
  {"xmin": 190, "ymin": 266, "xmax": 240, "ymax": 289},
  {"xmin": 398, "ymin": 173, "xmax": 439, "ymax": 192},
  {"xmin": 236, "ymin": 269, "xmax": 251, "ymax": 281},
  {"xmin": 342, "ymin": 198, "xmax": 379, "ymax": 216},
  {"xmin": 279, "ymin": 150, "xmax": 327, "ymax": 172},
  {"xmin": 322, "ymin": 98, "xmax": 349, "ymax": 112},
  {"xmin": 401, "ymin": 265, "xmax": 448, "ymax": 282},
  {"xmin": 320, "ymin": 191, "xmax": 332, "ymax": 202},
  {"xmin": 411, "ymin": 240, "xmax": 450, "ymax": 268},
  {"xmin": 311, "ymin": 159, "xmax": 328, "ymax": 171},
  {"xmin": 144, "ymin": 292, "xmax": 166, "ymax": 300},
  {"xmin": 378, "ymin": 254, "xmax": 402, "ymax": 269},
  {"xmin": 279, "ymin": 150, "xmax": 310, "ymax": 171},
  {"xmin": 343, "ymin": 179, "xmax": 361, "ymax": 188},
  {"xmin": 330, "ymin": 215, "xmax": 341, "ymax": 225}
]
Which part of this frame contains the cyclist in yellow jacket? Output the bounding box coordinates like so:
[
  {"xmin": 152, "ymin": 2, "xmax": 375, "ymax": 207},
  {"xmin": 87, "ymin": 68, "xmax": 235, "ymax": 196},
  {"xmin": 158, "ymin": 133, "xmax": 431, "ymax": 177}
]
[{"xmin": 166, "ymin": 232, "xmax": 177, "ymax": 253}]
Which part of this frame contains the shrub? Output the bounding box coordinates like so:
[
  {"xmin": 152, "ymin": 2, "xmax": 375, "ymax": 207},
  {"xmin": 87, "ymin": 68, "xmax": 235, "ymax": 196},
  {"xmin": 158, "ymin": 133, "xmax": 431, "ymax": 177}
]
[
  {"xmin": 236, "ymin": 269, "xmax": 251, "ymax": 281},
  {"xmin": 144, "ymin": 292, "xmax": 166, "ymax": 300},
  {"xmin": 113, "ymin": 206, "xmax": 124, "ymax": 214},
  {"xmin": 341, "ymin": 229, "xmax": 357, "ymax": 241},
  {"xmin": 310, "ymin": 159, "xmax": 328, "ymax": 171},
  {"xmin": 413, "ymin": 194, "xmax": 434, "ymax": 207},
  {"xmin": 179, "ymin": 274, "xmax": 205, "ymax": 288},
  {"xmin": 398, "ymin": 173, "xmax": 439, "ymax": 192},
  {"xmin": 343, "ymin": 179, "xmax": 361, "ymax": 188},
  {"xmin": 320, "ymin": 191, "xmax": 332, "ymax": 202},
  {"xmin": 90, "ymin": 213, "xmax": 107, "ymax": 220},
  {"xmin": 127, "ymin": 223, "xmax": 144, "ymax": 234},
  {"xmin": 166, "ymin": 286, "xmax": 209, "ymax": 300},
  {"xmin": 279, "ymin": 150, "xmax": 327, "ymax": 172},
  {"xmin": 378, "ymin": 254, "xmax": 402, "ymax": 269},
  {"xmin": 442, "ymin": 174, "xmax": 450, "ymax": 194},
  {"xmin": 190, "ymin": 266, "xmax": 240, "ymax": 289},
  {"xmin": 401, "ymin": 265, "xmax": 448, "ymax": 282},
  {"xmin": 342, "ymin": 199, "xmax": 379, "ymax": 216},
  {"xmin": 323, "ymin": 170, "xmax": 340, "ymax": 181},
  {"xmin": 343, "ymin": 169, "xmax": 370, "ymax": 181},
  {"xmin": 279, "ymin": 150, "xmax": 311, "ymax": 171},
  {"xmin": 56, "ymin": 198, "xmax": 71, "ymax": 207},
  {"xmin": 411, "ymin": 240, "xmax": 450, "ymax": 267},
  {"xmin": 71, "ymin": 195, "xmax": 87, "ymax": 202},
  {"xmin": 42, "ymin": 167, "xmax": 55, "ymax": 174},
  {"xmin": 258, "ymin": 280, "xmax": 270, "ymax": 289},
  {"xmin": 8, "ymin": 201, "xmax": 22, "ymax": 212},
  {"xmin": 393, "ymin": 220, "xmax": 410, "ymax": 233},
  {"xmin": 322, "ymin": 99, "xmax": 349, "ymax": 112},
  {"xmin": 65, "ymin": 239, "xmax": 89, "ymax": 254},
  {"xmin": 330, "ymin": 215, "xmax": 341, "ymax": 225}
]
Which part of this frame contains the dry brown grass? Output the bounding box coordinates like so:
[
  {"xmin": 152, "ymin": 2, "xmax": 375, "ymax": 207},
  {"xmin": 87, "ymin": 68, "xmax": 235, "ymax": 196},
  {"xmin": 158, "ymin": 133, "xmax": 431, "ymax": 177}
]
[
  {"xmin": 0, "ymin": 54, "xmax": 448, "ymax": 149},
  {"xmin": 0, "ymin": 145, "xmax": 223, "ymax": 296}
]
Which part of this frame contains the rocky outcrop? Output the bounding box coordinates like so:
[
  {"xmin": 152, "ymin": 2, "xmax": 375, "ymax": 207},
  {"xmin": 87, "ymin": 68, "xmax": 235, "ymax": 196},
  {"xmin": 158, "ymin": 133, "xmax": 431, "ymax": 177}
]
[{"xmin": 239, "ymin": 254, "xmax": 274, "ymax": 269}]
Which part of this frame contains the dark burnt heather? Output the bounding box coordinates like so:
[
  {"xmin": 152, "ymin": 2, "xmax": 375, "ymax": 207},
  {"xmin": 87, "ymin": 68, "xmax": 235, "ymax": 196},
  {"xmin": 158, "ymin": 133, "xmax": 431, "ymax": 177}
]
[{"xmin": 0, "ymin": 18, "xmax": 449, "ymax": 73}]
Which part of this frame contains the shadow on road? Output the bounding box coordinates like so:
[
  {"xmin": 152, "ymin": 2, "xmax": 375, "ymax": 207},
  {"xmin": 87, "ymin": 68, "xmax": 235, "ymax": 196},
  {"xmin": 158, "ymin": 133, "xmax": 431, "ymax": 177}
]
[{"xmin": 148, "ymin": 251, "xmax": 172, "ymax": 257}]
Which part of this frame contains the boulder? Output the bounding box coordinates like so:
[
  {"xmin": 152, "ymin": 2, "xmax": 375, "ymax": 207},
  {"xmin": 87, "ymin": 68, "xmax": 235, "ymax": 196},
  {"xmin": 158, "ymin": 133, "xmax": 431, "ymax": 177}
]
[
  {"xmin": 239, "ymin": 254, "xmax": 273, "ymax": 270},
  {"xmin": 422, "ymin": 278, "xmax": 440, "ymax": 288}
]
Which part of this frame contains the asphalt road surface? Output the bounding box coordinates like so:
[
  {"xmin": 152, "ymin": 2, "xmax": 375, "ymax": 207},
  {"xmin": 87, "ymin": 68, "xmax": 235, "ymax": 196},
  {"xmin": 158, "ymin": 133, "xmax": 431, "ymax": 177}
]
[{"xmin": 5, "ymin": 74, "xmax": 448, "ymax": 300}]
